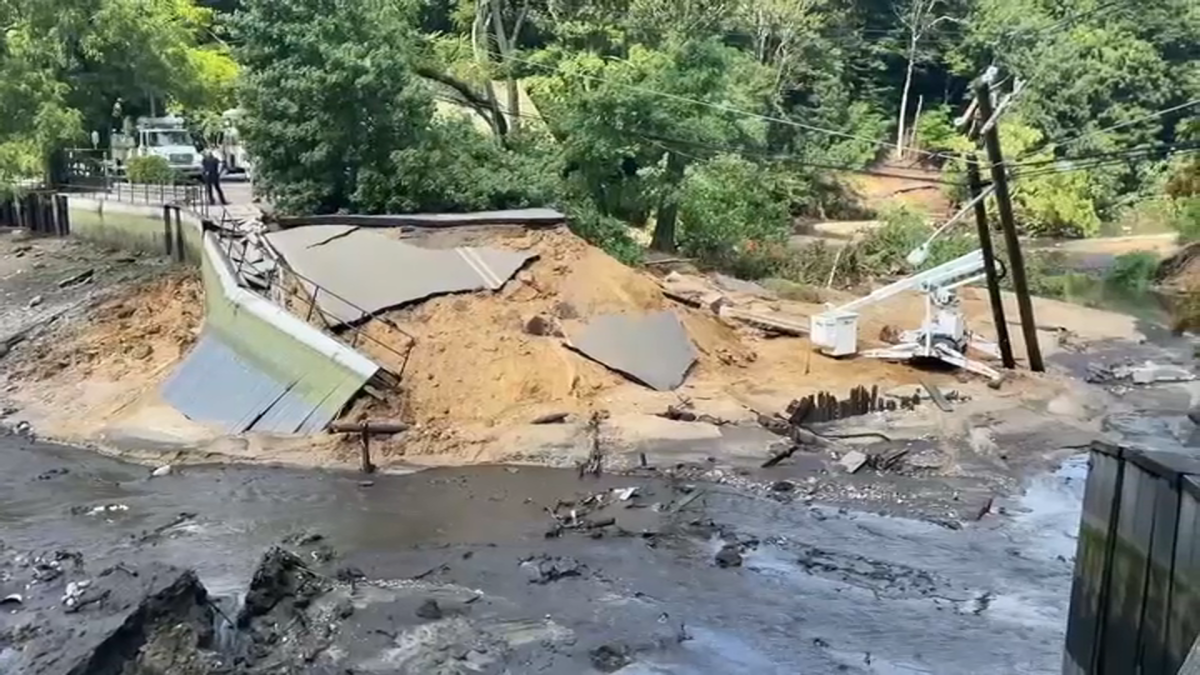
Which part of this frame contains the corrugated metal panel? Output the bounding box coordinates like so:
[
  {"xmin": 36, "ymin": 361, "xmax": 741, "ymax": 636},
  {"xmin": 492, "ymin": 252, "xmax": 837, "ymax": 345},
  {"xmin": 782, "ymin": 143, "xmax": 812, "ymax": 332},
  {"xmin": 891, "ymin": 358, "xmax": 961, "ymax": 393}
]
[
  {"xmin": 162, "ymin": 331, "xmax": 357, "ymax": 435},
  {"xmin": 161, "ymin": 332, "xmax": 291, "ymax": 434}
]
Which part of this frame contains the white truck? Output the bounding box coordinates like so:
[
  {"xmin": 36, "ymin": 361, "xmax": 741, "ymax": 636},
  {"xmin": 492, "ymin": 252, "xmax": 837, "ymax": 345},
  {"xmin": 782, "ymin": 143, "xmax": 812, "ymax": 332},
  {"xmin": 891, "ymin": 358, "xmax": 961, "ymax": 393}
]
[
  {"xmin": 111, "ymin": 115, "xmax": 203, "ymax": 177},
  {"xmin": 217, "ymin": 108, "xmax": 253, "ymax": 178}
]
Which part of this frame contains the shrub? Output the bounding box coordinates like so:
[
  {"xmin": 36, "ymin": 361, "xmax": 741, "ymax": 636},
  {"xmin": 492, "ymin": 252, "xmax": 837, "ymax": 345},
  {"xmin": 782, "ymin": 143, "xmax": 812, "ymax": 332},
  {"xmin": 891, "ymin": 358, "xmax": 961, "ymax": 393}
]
[
  {"xmin": 677, "ymin": 154, "xmax": 792, "ymax": 266},
  {"xmin": 125, "ymin": 156, "xmax": 175, "ymax": 184},
  {"xmin": 1172, "ymin": 198, "xmax": 1200, "ymax": 243},
  {"xmin": 855, "ymin": 206, "xmax": 976, "ymax": 275},
  {"xmin": 1105, "ymin": 251, "xmax": 1160, "ymax": 292}
]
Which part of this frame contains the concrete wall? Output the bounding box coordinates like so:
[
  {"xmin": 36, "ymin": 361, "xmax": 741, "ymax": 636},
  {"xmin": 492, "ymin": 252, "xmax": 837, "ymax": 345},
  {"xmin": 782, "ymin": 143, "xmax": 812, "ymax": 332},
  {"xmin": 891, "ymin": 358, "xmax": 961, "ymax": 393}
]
[
  {"xmin": 67, "ymin": 197, "xmax": 201, "ymax": 263},
  {"xmin": 1063, "ymin": 442, "xmax": 1200, "ymax": 674},
  {"xmin": 195, "ymin": 233, "xmax": 379, "ymax": 430},
  {"xmin": 62, "ymin": 193, "xmax": 380, "ymax": 433}
]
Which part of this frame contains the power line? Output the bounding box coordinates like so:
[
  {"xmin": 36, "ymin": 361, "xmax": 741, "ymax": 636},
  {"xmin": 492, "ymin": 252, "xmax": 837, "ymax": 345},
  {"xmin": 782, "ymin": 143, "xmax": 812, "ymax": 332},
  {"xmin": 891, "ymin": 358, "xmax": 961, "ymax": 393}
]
[
  {"xmin": 1013, "ymin": 146, "xmax": 1200, "ymax": 180},
  {"xmin": 430, "ymin": 94, "xmax": 965, "ymax": 185},
  {"xmin": 1006, "ymin": 139, "xmax": 1200, "ymax": 169},
  {"xmin": 1017, "ymin": 98, "xmax": 1200, "ymax": 161},
  {"xmin": 500, "ymin": 51, "xmax": 963, "ymax": 163}
]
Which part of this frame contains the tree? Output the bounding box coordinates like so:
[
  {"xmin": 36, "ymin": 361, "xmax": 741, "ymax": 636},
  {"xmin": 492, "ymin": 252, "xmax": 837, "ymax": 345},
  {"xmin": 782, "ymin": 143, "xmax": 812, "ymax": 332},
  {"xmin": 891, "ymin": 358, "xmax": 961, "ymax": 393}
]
[
  {"xmin": 893, "ymin": 0, "xmax": 962, "ymax": 159},
  {"xmin": 0, "ymin": 0, "xmax": 237, "ymax": 183},
  {"xmin": 233, "ymin": 0, "xmax": 435, "ymax": 213},
  {"xmin": 532, "ymin": 38, "xmax": 773, "ymax": 251}
]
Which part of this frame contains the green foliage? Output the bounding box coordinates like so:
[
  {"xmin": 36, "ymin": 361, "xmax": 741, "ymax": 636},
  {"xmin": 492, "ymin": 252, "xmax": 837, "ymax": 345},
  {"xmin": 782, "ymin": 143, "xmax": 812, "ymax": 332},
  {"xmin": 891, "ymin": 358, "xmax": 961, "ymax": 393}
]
[
  {"xmin": 913, "ymin": 106, "xmax": 963, "ymax": 157},
  {"xmin": 234, "ymin": 0, "xmax": 434, "ymax": 213},
  {"xmin": 0, "ymin": 0, "xmax": 240, "ymax": 184},
  {"xmin": 1105, "ymin": 251, "xmax": 1160, "ymax": 292},
  {"xmin": 125, "ymin": 155, "xmax": 175, "ymax": 184},
  {"xmin": 677, "ymin": 154, "xmax": 791, "ymax": 264},
  {"xmin": 1170, "ymin": 198, "xmax": 1200, "ymax": 243},
  {"xmin": 856, "ymin": 206, "xmax": 975, "ymax": 274}
]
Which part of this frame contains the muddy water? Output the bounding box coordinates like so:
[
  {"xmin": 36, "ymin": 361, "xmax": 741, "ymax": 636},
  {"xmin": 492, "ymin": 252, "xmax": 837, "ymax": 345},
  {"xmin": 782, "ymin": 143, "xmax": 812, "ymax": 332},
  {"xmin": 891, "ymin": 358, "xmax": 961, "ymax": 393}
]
[{"xmin": 0, "ymin": 432, "xmax": 1090, "ymax": 674}]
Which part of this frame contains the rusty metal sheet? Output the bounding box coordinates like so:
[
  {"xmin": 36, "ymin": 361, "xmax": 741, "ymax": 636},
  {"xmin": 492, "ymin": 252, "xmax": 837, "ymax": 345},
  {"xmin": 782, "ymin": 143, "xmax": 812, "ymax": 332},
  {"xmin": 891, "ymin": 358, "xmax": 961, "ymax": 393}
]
[
  {"xmin": 567, "ymin": 311, "xmax": 697, "ymax": 391},
  {"xmin": 265, "ymin": 227, "xmax": 535, "ymax": 326}
]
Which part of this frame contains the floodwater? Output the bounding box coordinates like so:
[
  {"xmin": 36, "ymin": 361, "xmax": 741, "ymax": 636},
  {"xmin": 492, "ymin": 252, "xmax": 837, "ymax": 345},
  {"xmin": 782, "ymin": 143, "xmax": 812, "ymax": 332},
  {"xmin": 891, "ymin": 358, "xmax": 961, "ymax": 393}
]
[{"xmin": 0, "ymin": 431, "xmax": 1088, "ymax": 674}]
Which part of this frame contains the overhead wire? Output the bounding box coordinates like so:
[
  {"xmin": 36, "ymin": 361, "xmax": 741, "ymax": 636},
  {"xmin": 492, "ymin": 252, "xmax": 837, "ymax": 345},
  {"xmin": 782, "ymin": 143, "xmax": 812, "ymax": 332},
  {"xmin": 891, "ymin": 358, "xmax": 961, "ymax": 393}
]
[{"xmin": 429, "ymin": 94, "xmax": 966, "ymax": 185}]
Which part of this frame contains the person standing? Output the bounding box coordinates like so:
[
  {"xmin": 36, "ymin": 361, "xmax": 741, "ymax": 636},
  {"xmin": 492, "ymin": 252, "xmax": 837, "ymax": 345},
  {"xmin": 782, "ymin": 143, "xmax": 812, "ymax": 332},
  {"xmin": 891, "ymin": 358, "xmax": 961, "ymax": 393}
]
[{"xmin": 201, "ymin": 149, "xmax": 228, "ymax": 206}]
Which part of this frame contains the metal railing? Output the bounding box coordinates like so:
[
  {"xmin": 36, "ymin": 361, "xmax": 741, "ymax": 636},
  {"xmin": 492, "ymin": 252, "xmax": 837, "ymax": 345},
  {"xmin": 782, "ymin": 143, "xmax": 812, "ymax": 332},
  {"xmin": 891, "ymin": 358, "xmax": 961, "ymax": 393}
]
[
  {"xmin": 73, "ymin": 181, "xmax": 211, "ymax": 220},
  {"xmin": 220, "ymin": 232, "xmax": 415, "ymax": 381}
]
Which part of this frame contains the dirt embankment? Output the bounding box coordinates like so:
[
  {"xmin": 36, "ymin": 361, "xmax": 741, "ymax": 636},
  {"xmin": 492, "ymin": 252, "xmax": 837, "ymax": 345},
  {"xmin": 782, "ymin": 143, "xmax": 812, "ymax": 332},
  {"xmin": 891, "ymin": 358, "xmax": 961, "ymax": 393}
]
[{"xmin": 3, "ymin": 270, "xmax": 203, "ymax": 440}]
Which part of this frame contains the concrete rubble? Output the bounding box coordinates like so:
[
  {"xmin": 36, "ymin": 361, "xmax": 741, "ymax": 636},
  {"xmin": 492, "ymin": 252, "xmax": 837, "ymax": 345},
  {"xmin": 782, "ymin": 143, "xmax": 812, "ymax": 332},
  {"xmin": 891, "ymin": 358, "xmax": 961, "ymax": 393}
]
[
  {"xmin": 264, "ymin": 225, "xmax": 536, "ymax": 326},
  {"xmin": 567, "ymin": 310, "xmax": 698, "ymax": 391}
]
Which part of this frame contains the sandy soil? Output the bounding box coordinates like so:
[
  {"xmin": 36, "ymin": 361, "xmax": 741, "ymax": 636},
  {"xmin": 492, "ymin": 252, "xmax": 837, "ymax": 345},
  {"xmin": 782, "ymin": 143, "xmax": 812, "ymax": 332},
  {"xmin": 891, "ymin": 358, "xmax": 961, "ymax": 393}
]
[{"xmin": 847, "ymin": 163, "xmax": 953, "ymax": 218}]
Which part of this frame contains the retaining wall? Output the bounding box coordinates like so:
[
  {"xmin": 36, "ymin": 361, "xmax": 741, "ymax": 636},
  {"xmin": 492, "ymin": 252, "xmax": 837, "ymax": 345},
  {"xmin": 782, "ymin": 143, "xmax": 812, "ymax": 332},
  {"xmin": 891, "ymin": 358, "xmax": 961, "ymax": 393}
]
[
  {"xmin": 67, "ymin": 197, "xmax": 201, "ymax": 263},
  {"xmin": 61, "ymin": 194, "xmax": 380, "ymax": 434},
  {"xmin": 1063, "ymin": 442, "xmax": 1200, "ymax": 674}
]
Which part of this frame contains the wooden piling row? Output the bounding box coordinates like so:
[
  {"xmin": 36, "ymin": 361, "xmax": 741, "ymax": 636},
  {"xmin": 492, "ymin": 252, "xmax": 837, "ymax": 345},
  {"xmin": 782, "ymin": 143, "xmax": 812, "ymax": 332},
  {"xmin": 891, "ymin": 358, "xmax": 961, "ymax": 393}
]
[{"xmin": 785, "ymin": 385, "xmax": 916, "ymax": 426}]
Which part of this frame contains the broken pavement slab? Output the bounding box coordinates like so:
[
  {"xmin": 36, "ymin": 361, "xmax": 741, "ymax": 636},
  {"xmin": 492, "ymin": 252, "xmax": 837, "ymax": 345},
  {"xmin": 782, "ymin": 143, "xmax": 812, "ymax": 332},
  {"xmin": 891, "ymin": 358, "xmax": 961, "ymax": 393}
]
[
  {"xmin": 265, "ymin": 225, "xmax": 537, "ymax": 326},
  {"xmin": 567, "ymin": 310, "xmax": 698, "ymax": 391}
]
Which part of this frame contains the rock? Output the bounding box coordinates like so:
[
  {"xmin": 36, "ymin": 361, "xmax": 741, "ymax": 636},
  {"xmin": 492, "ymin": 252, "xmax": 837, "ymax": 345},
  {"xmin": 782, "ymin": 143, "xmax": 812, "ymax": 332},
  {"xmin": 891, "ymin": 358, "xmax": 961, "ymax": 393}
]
[
  {"xmin": 521, "ymin": 555, "xmax": 584, "ymax": 584},
  {"xmin": 237, "ymin": 547, "xmax": 332, "ymax": 627},
  {"xmin": 837, "ymin": 450, "xmax": 868, "ymax": 474},
  {"xmin": 589, "ymin": 643, "xmax": 634, "ymax": 672},
  {"xmin": 26, "ymin": 295, "xmax": 43, "ymax": 308},
  {"xmin": 2, "ymin": 563, "xmax": 220, "ymax": 675},
  {"xmin": 130, "ymin": 343, "xmax": 153, "ymax": 360},
  {"xmin": 1, "ymin": 593, "xmax": 22, "ymax": 606},
  {"xmin": 715, "ymin": 544, "xmax": 743, "ymax": 568},
  {"xmin": 415, "ymin": 598, "xmax": 443, "ymax": 620},
  {"xmin": 524, "ymin": 314, "xmax": 564, "ymax": 337},
  {"xmin": 531, "ymin": 411, "xmax": 570, "ymax": 424},
  {"xmin": 357, "ymin": 480, "xmax": 375, "ymax": 488},
  {"xmin": 150, "ymin": 464, "xmax": 174, "ymax": 478},
  {"xmin": 0, "ymin": 405, "xmax": 17, "ymax": 417},
  {"xmin": 770, "ymin": 480, "xmax": 796, "ymax": 493}
]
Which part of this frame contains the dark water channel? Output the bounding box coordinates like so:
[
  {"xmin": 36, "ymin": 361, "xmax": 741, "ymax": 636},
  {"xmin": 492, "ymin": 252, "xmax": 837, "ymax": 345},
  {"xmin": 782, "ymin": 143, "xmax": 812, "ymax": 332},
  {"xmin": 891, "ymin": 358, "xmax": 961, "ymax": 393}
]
[{"xmin": 0, "ymin": 432, "xmax": 1091, "ymax": 674}]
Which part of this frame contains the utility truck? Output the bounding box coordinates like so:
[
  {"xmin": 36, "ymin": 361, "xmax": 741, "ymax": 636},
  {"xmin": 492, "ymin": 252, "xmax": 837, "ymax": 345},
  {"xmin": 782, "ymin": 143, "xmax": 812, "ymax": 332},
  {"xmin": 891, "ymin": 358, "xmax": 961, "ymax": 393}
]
[
  {"xmin": 216, "ymin": 108, "xmax": 252, "ymax": 178},
  {"xmin": 110, "ymin": 115, "xmax": 202, "ymax": 177}
]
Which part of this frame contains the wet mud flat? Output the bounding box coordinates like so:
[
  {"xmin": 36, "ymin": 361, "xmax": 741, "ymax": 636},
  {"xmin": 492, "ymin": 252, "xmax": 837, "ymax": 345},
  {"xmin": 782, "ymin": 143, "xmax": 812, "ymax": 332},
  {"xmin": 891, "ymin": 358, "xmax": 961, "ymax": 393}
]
[{"xmin": 0, "ymin": 432, "xmax": 1085, "ymax": 674}]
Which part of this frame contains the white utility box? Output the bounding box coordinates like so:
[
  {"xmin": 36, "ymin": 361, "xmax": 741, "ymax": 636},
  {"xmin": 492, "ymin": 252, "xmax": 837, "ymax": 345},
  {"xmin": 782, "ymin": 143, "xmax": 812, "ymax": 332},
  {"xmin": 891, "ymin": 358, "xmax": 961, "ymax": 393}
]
[{"xmin": 810, "ymin": 310, "xmax": 859, "ymax": 357}]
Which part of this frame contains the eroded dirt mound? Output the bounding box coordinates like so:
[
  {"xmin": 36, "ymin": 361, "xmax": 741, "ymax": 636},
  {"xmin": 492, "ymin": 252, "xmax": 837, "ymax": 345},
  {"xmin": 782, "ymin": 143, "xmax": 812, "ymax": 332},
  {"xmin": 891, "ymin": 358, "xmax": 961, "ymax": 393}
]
[
  {"xmin": 350, "ymin": 228, "xmax": 754, "ymax": 429},
  {"xmin": 12, "ymin": 270, "xmax": 202, "ymax": 383}
]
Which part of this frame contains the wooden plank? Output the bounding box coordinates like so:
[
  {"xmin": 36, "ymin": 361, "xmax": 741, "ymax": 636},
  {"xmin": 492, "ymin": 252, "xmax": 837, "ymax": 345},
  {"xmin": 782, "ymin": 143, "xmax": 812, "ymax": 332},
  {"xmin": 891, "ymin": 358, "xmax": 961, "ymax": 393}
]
[{"xmin": 922, "ymin": 380, "xmax": 953, "ymax": 412}]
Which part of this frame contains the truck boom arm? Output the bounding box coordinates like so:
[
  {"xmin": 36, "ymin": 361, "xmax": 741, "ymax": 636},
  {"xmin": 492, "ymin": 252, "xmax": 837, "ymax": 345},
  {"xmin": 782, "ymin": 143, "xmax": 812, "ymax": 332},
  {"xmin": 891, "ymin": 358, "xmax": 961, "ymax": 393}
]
[{"xmin": 833, "ymin": 249, "xmax": 986, "ymax": 314}]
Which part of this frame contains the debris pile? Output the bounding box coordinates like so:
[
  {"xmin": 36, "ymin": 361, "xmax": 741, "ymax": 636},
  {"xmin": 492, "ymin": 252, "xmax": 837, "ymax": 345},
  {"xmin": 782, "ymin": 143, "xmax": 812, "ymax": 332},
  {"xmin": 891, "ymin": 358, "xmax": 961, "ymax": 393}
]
[{"xmin": 334, "ymin": 227, "xmax": 754, "ymax": 429}]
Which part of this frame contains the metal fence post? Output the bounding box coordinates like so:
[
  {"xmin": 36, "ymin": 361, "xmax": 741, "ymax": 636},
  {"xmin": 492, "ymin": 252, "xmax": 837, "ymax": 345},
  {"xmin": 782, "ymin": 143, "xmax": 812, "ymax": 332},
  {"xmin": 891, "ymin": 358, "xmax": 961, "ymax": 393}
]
[{"xmin": 306, "ymin": 285, "xmax": 320, "ymax": 322}]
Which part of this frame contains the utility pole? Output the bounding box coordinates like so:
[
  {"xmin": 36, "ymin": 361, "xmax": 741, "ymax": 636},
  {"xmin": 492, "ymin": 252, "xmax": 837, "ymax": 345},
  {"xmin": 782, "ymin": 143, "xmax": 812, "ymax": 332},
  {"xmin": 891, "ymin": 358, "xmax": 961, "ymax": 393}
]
[
  {"xmin": 974, "ymin": 78, "xmax": 1044, "ymax": 372},
  {"xmin": 965, "ymin": 150, "xmax": 1015, "ymax": 369}
]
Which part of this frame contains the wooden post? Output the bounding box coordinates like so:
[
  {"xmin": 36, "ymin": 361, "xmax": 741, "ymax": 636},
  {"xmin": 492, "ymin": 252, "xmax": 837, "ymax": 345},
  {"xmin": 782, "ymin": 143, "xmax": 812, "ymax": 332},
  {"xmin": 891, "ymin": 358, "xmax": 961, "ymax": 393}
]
[
  {"xmin": 965, "ymin": 151, "xmax": 1015, "ymax": 369},
  {"xmin": 163, "ymin": 205, "xmax": 174, "ymax": 259},
  {"xmin": 974, "ymin": 79, "xmax": 1044, "ymax": 372},
  {"xmin": 359, "ymin": 430, "xmax": 375, "ymax": 474}
]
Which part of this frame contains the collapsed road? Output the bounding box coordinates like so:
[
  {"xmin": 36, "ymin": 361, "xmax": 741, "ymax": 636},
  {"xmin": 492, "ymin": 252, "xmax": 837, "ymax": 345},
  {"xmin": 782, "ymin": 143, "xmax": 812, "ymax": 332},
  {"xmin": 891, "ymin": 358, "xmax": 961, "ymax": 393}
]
[{"xmin": 0, "ymin": 431, "xmax": 1085, "ymax": 674}]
